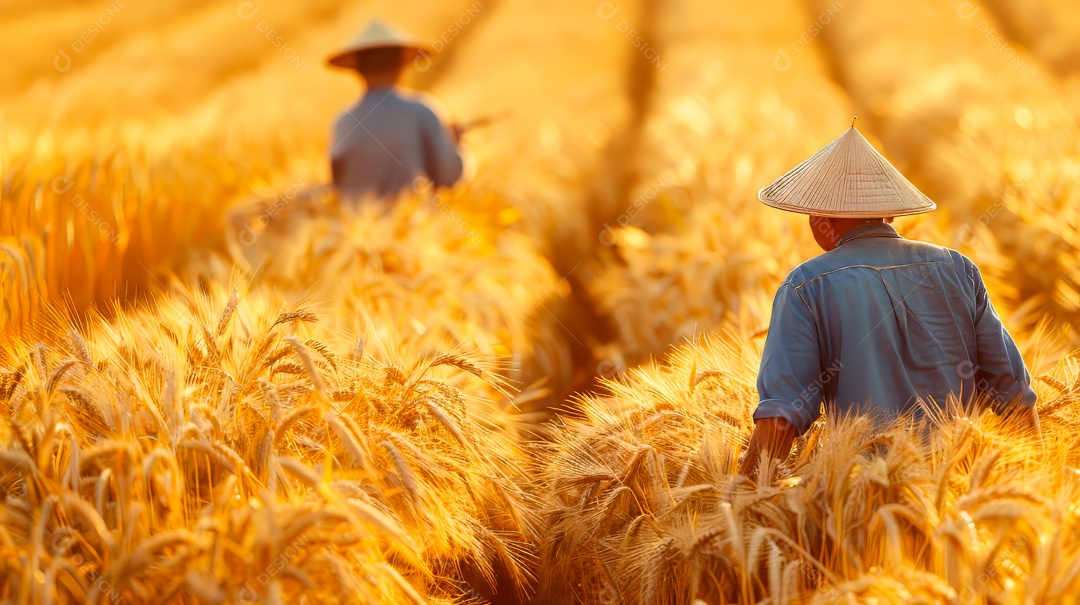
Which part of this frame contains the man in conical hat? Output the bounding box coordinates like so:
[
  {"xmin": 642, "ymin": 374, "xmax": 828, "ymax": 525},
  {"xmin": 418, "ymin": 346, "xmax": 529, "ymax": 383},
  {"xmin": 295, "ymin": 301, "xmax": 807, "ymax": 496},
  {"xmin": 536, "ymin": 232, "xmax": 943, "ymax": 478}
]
[
  {"xmin": 739, "ymin": 122, "xmax": 1038, "ymax": 480},
  {"xmin": 326, "ymin": 19, "xmax": 465, "ymax": 202}
]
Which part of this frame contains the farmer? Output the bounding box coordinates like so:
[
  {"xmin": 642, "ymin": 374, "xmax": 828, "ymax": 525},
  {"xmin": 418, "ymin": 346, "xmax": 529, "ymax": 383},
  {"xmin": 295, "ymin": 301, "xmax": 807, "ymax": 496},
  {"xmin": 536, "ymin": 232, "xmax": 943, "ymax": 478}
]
[
  {"xmin": 739, "ymin": 123, "xmax": 1039, "ymax": 479},
  {"xmin": 326, "ymin": 19, "xmax": 465, "ymax": 202}
]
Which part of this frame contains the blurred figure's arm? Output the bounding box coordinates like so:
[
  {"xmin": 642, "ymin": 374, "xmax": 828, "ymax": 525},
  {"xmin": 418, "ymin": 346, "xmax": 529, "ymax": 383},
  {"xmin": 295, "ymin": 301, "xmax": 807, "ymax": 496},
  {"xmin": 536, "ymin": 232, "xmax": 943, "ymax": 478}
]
[
  {"xmin": 331, "ymin": 157, "xmax": 345, "ymax": 189},
  {"xmin": 743, "ymin": 282, "xmax": 823, "ymax": 480},
  {"xmin": 421, "ymin": 108, "xmax": 464, "ymax": 188}
]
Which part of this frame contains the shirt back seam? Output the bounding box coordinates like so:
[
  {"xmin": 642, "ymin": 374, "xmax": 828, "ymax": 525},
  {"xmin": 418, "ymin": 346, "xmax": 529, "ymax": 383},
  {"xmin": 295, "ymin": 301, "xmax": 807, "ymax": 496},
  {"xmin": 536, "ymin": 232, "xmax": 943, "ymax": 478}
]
[{"xmin": 790, "ymin": 261, "xmax": 946, "ymax": 291}]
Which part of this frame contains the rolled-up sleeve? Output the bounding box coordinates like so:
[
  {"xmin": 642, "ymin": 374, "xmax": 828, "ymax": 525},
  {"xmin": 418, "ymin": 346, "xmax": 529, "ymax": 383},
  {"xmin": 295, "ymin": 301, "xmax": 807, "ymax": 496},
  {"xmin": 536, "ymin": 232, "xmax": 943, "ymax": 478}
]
[
  {"xmin": 966, "ymin": 260, "xmax": 1037, "ymax": 411},
  {"xmin": 754, "ymin": 282, "xmax": 823, "ymax": 435}
]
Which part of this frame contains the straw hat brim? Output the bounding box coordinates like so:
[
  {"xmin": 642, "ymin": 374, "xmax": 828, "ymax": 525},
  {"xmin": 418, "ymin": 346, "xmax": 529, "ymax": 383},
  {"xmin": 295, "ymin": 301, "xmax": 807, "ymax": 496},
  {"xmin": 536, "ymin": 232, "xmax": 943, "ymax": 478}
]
[
  {"xmin": 757, "ymin": 193, "xmax": 937, "ymax": 218},
  {"xmin": 326, "ymin": 44, "xmax": 426, "ymax": 69},
  {"xmin": 756, "ymin": 126, "xmax": 936, "ymax": 218}
]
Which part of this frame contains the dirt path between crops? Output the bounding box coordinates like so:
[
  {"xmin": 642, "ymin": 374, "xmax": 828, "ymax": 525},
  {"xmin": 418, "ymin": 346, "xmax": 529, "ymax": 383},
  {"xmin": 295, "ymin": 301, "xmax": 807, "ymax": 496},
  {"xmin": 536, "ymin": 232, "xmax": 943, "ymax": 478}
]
[
  {"xmin": 414, "ymin": 0, "xmax": 665, "ymax": 413},
  {"xmin": 551, "ymin": 0, "xmax": 669, "ymax": 403}
]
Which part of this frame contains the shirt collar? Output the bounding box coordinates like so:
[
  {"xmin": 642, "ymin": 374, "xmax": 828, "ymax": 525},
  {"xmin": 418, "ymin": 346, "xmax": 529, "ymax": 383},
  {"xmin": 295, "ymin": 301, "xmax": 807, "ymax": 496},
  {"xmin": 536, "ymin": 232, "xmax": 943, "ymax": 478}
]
[
  {"xmin": 837, "ymin": 221, "xmax": 901, "ymax": 246},
  {"xmin": 362, "ymin": 86, "xmax": 398, "ymax": 100}
]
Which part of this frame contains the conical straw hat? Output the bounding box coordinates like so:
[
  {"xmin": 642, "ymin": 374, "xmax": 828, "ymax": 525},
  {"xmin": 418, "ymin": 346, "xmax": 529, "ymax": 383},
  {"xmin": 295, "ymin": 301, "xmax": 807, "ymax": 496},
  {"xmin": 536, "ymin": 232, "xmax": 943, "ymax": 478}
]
[
  {"xmin": 758, "ymin": 124, "xmax": 936, "ymax": 218},
  {"xmin": 327, "ymin": 19, "xmax": 429, "ymax": 68}
]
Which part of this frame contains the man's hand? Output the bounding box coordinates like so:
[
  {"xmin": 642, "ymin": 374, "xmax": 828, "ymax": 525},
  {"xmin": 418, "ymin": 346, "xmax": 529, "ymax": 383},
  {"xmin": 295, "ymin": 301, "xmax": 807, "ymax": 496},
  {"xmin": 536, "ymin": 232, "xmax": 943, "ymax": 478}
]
[
  {"xmin": 449, "ymin": 122, "xmax": 466, "ymax": 144},
  {"xmin": 738, "ymin": 417, "xmax": 798, "ymax": 482}
]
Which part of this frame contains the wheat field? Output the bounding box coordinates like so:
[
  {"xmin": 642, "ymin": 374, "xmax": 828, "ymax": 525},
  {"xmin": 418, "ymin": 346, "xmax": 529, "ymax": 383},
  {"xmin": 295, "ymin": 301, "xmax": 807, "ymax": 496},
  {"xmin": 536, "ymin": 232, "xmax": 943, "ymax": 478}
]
[{"xmin": 2, "ymin": 0, "xmax": 1080, "ymax": 603}]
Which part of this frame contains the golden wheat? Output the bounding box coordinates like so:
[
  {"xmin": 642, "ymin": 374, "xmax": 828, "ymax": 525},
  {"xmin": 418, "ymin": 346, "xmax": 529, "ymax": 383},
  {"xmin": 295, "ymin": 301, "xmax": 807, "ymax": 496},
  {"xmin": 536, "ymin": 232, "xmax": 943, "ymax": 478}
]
[
  {"xmin": 4, "ymin": 0, "xmax": 1080, "ymax": 603},
  {"xmin": 536, "ymin": 336, "xmax": 1080, "ymax": 604}
]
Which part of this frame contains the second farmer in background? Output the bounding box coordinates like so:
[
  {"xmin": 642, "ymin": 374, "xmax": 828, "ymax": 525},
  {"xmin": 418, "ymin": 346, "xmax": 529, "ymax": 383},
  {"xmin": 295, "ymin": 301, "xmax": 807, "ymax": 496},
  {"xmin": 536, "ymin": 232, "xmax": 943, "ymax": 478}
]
[{"xmin": 326, "ymin": 19, "xmax": 465, "ymax": 203}]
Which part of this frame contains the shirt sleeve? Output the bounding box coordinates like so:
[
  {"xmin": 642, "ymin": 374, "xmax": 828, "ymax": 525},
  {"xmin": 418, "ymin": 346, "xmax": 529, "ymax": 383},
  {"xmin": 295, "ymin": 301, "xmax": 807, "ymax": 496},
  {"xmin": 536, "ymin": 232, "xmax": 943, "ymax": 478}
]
[
  {"xmin": 330, "ymin": 112, "xmax": 352, "ymax": 159},
  {"xmin": 754, "ymin": 282, "xmax": 823, "ymax": 435},
  {"xmin": 419, "ymin": 106, "xmax": 464, "ymax": 188},
  {"xmin": 966, "ymin": 259, "xmax": 1037, "ymax": 411},
  {"xmin": 329, "ymin": 113, "xmax": 351, "ymax": 189}
]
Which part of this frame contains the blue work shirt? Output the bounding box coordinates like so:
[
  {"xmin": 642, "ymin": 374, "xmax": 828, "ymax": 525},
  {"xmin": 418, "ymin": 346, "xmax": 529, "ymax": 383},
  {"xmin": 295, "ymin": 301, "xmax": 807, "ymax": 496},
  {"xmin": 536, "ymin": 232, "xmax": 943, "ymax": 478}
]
[
  {"xmin": 755, "ymin": 222, "xmax": 1036, "ymax": 435},
  {"xmin": 331, "ymin": 87, "xmax": 464, "ymax": 201}
]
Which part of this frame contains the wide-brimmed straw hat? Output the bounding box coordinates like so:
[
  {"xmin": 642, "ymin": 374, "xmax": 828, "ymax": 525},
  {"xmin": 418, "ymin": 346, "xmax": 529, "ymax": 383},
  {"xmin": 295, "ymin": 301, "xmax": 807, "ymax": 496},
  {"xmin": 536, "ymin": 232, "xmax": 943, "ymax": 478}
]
[
  {"xmin": 327, "ymin": 19, "xmax": 429, "ymax": 69},
  {"xmin": 758, "ymin": 122, "xmax": 936, "ymax": 218}
]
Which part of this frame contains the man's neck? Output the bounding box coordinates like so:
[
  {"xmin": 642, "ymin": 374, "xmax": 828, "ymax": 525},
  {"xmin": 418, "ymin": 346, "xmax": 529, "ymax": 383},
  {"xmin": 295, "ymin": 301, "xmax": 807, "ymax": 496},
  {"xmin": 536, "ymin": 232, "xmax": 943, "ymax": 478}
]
[
  {"xmin": 362, "ymin": 73, "xmax": 402, "ymax": 90},
  {"xmin": 834, "ymin": 218, "xmax": 884, "ymax": 236}
]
